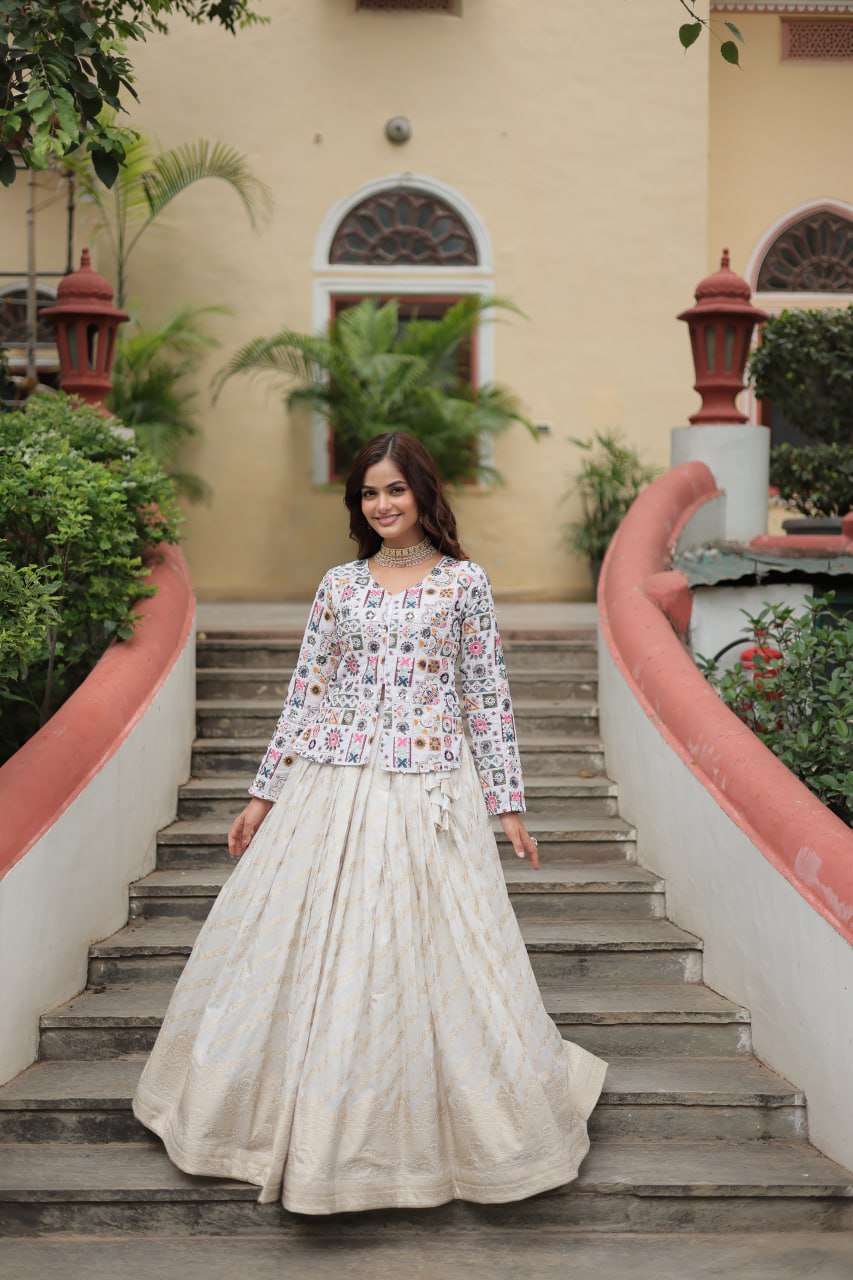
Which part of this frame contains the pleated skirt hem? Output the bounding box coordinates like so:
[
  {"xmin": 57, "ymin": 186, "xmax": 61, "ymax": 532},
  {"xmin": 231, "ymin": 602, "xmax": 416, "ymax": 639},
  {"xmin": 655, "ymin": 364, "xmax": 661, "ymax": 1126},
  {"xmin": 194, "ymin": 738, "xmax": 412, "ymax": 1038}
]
[{"xmin": 134, "ymin": 1082, "xmax": 603, "ymax": 1215}]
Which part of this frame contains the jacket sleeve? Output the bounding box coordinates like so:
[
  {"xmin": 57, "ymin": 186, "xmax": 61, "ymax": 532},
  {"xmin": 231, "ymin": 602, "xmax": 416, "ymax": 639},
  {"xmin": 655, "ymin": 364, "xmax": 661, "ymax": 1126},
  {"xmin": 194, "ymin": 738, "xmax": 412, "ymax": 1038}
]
[
  {"xmin": 458, "ymin": 562, "xmax": 526, "ymax": 816},
  {"xmin": 248, "ymin": 570, "xmax": 341, "ymax": 802}
]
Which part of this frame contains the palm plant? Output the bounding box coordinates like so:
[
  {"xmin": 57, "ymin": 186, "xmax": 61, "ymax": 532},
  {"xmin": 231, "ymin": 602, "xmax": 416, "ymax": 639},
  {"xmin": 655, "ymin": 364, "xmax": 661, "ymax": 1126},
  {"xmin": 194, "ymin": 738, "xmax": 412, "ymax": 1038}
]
[
  {"xmin": 65, "ymin": 130, "xmax": 273, "ymax": 306},
  {"xmin": 107, "ymin": 306, "xmax": 225, "ymax": 501},
  {"xmin": 215, "ymin": 296, "xmax": 536, "ymax": 484},
  {"xmin": 563, "ymin": 430, "xmax": 659, "ymax": 582}
]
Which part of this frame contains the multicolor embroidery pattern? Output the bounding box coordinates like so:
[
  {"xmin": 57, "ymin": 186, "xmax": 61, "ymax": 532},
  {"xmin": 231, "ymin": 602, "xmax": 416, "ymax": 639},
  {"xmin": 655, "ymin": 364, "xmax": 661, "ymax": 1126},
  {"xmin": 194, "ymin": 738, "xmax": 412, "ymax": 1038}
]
[{"xmin": 249, "ymin": 557, "xmax": 525, "ymax": 816}]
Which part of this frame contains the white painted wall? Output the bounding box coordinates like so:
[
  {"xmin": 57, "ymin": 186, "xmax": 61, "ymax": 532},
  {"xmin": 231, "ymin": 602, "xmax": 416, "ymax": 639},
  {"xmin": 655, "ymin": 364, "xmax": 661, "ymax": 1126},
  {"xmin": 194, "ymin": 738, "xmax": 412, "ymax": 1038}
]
[
  {"xmin": 599, "ymin": 639, "xmax": 853, "ymax": 1171},
  {"xmin": 0, "ymin": 624, "xmax": 196, "ymax": 1084},
  {"xmin": 690, "ymin": 583, "xmax": 812, "ymax": 672}
]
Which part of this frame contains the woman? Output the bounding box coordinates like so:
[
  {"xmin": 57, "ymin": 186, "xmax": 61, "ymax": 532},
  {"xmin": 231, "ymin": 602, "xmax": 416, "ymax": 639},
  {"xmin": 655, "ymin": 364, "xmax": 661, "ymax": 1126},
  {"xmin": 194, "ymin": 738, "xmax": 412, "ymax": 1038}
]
[{"xmin": 133, "ymin": 431, "xmax": 607, "ymax": 1214}]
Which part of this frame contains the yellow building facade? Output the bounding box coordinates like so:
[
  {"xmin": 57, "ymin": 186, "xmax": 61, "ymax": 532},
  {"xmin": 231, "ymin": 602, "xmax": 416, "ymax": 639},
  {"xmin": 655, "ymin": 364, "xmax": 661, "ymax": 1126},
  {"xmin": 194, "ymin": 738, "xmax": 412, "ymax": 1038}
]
[{"xmin": 3, "ymin": 1, "xmax": 853, "ymax": 599}]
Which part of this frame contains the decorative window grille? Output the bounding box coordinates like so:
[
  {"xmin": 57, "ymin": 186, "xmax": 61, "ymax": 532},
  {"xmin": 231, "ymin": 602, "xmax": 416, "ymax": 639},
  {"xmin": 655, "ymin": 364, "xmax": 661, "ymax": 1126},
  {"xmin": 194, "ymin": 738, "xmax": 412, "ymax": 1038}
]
[
  {"xmin": 782, "ymin": 19, "xmax": 853, "ymax": 59},
  {"xmin": 0, "ymin": 287, "xmax": 58, "ymax": 348},
  {"xmin": 356, "ymin": 1, "xmax": 454, "ymax": 11},
  {"xmin": 329, "ymin": 188, "xmax": 478, "ymax": 266},
  {"xmin": 757, "ymin": 211, "xmax": 853, "ymax": 291}
]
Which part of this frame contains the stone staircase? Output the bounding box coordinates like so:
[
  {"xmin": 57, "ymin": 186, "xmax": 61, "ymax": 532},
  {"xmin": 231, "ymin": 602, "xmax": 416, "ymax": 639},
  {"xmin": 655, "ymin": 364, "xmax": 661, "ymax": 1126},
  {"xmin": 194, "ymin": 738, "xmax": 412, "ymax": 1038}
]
[{"xmin": 1, "ymin": 626, "xmax": 852, "ymax": 1265}]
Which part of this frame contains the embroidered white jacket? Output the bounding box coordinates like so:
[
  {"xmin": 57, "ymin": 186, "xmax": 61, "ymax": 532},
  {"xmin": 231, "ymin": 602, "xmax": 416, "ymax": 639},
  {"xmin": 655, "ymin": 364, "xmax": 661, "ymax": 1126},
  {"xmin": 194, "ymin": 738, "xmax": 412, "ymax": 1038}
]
[{"xmin": 249, "ymin": 556, "xmax": 526, "ymax": 816}]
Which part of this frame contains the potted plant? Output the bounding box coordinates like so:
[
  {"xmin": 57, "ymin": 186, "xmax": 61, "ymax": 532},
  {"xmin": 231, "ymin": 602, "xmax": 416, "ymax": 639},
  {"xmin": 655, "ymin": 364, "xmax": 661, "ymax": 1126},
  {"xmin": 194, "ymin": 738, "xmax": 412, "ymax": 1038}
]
[
  {"xmin": 748, "ymin": 306, "xmax": 853, "ymax": 533},
  {"xmin": 563, "ymin": 430, "xmax": 659, "ymax": 592},
  {"xmin": 214, "ymin": 296, "xmax": 536, "ymax": 485}
]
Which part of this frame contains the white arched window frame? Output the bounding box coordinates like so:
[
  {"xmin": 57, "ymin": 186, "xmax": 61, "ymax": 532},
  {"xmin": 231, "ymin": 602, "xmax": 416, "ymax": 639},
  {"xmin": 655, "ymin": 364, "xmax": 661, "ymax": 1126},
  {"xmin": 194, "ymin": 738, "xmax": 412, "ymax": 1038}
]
[
  {"xmin": 311, "ymin": 173, "xmax": 495, "ymax": 484},
  {"xmin": 742, "ymin": 197, "xmax": 853, "ymax": 425}
]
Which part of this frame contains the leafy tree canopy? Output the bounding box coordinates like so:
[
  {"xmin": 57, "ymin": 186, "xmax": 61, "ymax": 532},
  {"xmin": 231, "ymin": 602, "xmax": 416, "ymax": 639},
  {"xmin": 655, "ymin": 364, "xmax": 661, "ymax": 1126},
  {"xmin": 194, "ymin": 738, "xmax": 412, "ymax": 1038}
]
[{"xmin": 0, "ymin": 0, "xmax": 266, "ymax": 187}]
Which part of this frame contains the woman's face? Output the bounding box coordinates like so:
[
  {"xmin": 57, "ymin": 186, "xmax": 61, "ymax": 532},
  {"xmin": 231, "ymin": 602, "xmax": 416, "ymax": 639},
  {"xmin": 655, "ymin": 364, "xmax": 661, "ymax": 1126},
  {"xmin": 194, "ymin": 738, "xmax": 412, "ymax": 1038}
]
[{"xmin": 361, "ymin": 457, "xmax": 423, "ymax": 547}]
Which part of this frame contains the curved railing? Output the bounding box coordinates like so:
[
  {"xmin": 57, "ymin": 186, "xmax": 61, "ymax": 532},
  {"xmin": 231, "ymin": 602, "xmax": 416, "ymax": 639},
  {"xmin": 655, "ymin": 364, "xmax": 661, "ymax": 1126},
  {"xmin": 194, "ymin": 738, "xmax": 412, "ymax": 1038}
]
[
  {"xmin": 0, "ymin": 543, "xmax": 195, "ymax": 881},
  {"xmin": 598, "ymin": 461, "xmax": 853, "ymax": 944}
]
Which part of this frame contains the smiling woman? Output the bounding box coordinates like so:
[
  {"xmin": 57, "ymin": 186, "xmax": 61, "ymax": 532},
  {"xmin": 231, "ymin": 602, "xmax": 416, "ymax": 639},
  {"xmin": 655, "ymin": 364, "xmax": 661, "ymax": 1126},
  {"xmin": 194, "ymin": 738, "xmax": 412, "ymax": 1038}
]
[{"xmin": 131, "ymin": 429, "xmax": 607, "ymax": 1218}]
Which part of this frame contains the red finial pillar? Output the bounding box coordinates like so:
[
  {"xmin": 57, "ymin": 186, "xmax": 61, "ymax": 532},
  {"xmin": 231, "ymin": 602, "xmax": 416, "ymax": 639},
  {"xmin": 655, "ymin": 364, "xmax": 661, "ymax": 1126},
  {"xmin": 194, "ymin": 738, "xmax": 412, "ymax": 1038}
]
[
  {"xmin": 41, "ymin": 249, "xmax": 129, "ymax": 410},
  {"xmin": 678, "ymin": 249, "xmax": 768, "ymax": 425}
]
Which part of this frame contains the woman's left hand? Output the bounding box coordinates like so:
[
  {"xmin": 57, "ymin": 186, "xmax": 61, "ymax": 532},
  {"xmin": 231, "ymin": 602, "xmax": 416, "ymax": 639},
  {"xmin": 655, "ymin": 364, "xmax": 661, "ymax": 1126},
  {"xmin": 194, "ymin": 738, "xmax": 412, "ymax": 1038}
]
[{"xmin": 499, "ymin": 813, "xmax": 539, "ymax": 870}]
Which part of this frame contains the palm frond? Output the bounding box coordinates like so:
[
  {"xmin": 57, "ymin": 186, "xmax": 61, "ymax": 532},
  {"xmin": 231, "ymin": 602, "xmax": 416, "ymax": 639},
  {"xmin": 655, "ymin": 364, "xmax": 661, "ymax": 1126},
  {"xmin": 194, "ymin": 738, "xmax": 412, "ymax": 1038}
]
[
  {"xmin": 396, "ymin": 296, "xmax": 520, "ymax": 363},
  {"xmin": 215, "ymin": 295, "xmax": 533, "ymax": 483},
  {"xmin": 336, "ymin": 298, "xmax": 398, "ymax": 364},
  {"xmin": 141, "ymin": 141, "xmax": 273, "ymax": 228},
  {"xmin": 117, "ymin": 306, "xmax": 227, "ymax": 375},
  {"xmin": 213, "ymin": 331, "xmax": 336, "ymax": 401}
]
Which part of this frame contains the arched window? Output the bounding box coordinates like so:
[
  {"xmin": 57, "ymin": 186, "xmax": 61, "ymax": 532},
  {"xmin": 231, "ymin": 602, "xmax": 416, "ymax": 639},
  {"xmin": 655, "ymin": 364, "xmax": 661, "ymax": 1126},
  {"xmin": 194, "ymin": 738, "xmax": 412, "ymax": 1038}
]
[
  {"xmin": 756, "ymin": 210, "xmax": 853, "ymax": 293},
  {"xmin": 0, "ymin": 283, "xmax": 58, "ymax": 351},
  {"xmin": 0, "ymin": 284, "xmax": 60, "ymax": 401},
  {"xmin": 329, "ymin": 187, "xmax": 478, "ymax": 267},
  {"xmin": 312, "ymin": 176, "xmax": 493, "ymax": 482}
]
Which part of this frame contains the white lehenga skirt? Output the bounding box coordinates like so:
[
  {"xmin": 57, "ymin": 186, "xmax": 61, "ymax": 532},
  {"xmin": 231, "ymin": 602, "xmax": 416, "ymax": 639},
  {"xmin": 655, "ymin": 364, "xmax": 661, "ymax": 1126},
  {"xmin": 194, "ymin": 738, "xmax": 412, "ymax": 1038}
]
[{"xmin": 132, "ymin": 720, "xmax": 608, "ymax": 1215}]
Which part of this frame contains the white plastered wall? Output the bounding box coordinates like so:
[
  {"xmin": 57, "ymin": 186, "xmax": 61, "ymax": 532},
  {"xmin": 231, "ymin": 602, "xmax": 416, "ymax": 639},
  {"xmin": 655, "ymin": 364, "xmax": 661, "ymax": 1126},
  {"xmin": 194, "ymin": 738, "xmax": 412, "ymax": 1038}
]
[
  {"xmin": 599, "ymin": 638, "xmax": 853, "ymax": 1171},
  {"xmin": 0, "ymin": 624, "xmax": 196, "ymax": 1084}
]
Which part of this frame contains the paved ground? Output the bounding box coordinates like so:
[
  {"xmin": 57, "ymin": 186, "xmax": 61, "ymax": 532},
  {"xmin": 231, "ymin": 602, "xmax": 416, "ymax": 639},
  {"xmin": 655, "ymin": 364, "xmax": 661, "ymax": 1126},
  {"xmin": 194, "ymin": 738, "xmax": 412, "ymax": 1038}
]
[
  {"xmin": 2, "ymin": 1232, "xmax": 852, "ymax": 1279},
  {"xmin": 196, "ymin": 600, "xmax": 599, "ymax": 633}
]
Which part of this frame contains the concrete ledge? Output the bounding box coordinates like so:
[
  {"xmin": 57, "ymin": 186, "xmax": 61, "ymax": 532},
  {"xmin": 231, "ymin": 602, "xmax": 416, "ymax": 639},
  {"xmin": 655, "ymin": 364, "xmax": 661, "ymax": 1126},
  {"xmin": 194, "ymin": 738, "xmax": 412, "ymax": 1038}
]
[{"xmin": 0, "ymin": 545, "xmax": 196, "ymax": 1083}]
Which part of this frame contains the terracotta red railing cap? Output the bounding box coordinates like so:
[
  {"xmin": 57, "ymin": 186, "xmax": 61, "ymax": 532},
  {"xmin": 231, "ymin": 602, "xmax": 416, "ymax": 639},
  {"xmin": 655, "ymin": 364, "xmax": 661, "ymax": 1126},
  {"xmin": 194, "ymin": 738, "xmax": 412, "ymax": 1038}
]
[{"xmin": 0, "ymin": 543, "xmax": 195, "ymax": 883}]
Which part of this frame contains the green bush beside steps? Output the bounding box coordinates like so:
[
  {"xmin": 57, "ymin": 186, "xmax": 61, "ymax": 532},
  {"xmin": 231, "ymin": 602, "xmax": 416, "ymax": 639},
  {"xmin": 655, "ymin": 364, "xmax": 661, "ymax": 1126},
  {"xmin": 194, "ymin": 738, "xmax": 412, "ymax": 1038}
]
[
  {"xmin": 0, "ymin": 394, "xmax": 181, "ymax": 765},
  {"xmin": 699, "ymin": 595, "xmax": 853, "ymax": 826}
]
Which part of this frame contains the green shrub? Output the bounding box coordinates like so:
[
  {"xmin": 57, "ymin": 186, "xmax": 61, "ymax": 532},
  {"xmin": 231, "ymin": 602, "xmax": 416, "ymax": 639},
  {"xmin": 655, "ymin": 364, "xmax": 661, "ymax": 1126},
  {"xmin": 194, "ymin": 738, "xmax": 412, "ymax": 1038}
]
[
  {"xmin": 769, "ymin": 442, "xmax": 853, "ymax": 518},
  {"xmin": 698, "ymin": 595, "xmax": 853, "ymax": 824},
  {"xmin": 748, "ymin": 306, "xmax": 853, "ymax": 445},
  {"xmin": 0, "ymin": 394, "xmax": 181, "ymax": 762}
]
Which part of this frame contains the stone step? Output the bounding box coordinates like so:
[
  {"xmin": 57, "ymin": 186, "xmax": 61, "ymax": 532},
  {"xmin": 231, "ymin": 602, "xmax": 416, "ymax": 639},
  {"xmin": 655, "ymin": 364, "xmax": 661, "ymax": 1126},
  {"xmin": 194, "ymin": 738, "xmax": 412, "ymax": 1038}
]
[
  {"xmin": 3, "ymin": 1231, "xmax": 853, "ymax": 1280},
  {"xmin": 2, "ymin": 1140, "xmax": 850, "ymax": 1236},
  {"xmin": 194, "ymin": 698, "xmax": 600, "ymax": 740},
  {"xmin": 129, "ymin": 861, "xmax": 665, "ymax": 924},
  {"xmin": 196, "ymin": 635, "xmax": 599, "ymax": 672},
  {"xmin": 80, "ymin": 917, "xmax": 701, "ymax": 989},
  {"xmin": 0, "ymin": 1055, "xmax": 807, "ymax": 1147},
  {"xmin": 155, "ymin": 815, "xmax": 637, "ymax": 870},
  {"xmin": 196, "ymin": 666, "xmax": 599, "ymax": 702},
  {"xmin": 543, "ymin": 982, "xmax": 754, "ymax": 1058},
  {"xmin": 191, "ymin": 734, "xmax": 608, "ymax": 779},
  {"xmin": 38, "ymin": 981, "xmax": 753, "ymax": 1062},
  {"xmin": 175, "ymin": 773, "xmax": 620, "ymax": 822}
]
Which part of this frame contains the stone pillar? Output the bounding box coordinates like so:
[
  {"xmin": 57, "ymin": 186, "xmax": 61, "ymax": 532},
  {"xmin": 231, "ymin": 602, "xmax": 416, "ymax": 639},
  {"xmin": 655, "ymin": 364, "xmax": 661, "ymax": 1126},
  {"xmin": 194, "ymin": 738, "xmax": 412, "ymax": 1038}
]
[{"xmin": 671, "ymin": 423, "xmax": 770, "ymax": 542}]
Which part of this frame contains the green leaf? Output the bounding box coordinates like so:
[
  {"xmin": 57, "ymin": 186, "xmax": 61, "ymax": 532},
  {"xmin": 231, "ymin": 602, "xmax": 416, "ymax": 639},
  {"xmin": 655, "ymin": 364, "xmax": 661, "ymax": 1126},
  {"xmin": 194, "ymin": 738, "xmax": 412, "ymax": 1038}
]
[
  {"xmin": 0, "ymin": 148, "xmax": 17, "ymax": 187},
  {"xmin": 679, "ymin": 22, "xmax": 703, "ymax": 49},
  {"xmin": 79, "ymin": 90, "xmax": 103, "ymax": 121},
  {"xmin": 721, "ymin": 40, "xmax": 741, "ymax": 65},
  {"xmin": 26, "ymin": 87, "xmax": 50, "ymax": 110},
  {"xmin": 90, "ymin": 146, "xmax": 119, "ymax": 188},
  {"xmin": 725, "ymin": 21, "xmax": 745, "ymax": 43}
]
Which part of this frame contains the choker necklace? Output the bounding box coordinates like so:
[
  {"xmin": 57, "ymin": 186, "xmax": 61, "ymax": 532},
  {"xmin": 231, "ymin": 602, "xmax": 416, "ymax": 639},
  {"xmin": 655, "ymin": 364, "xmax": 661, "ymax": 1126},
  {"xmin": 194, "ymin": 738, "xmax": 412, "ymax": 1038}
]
[{"xmin": 374, "ymin": 535, "xmax": 438, "ymax": 568}]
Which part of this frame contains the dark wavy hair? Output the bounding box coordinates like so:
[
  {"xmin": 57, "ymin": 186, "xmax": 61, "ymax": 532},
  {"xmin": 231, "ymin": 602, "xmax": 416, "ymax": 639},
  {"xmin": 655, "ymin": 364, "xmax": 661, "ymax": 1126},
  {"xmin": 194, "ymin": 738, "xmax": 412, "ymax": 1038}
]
[{"xmin": 344, "ymin": 433, "xmax": 467, "ymax": 561}]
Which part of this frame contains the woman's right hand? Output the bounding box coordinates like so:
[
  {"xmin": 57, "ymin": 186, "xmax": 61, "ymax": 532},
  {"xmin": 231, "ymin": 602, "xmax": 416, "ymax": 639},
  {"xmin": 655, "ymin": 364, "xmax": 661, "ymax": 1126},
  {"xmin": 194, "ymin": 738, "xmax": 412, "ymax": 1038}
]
[{"xmin": 228, "ymin": 797, "xmax": 274, "ymax": 859}]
